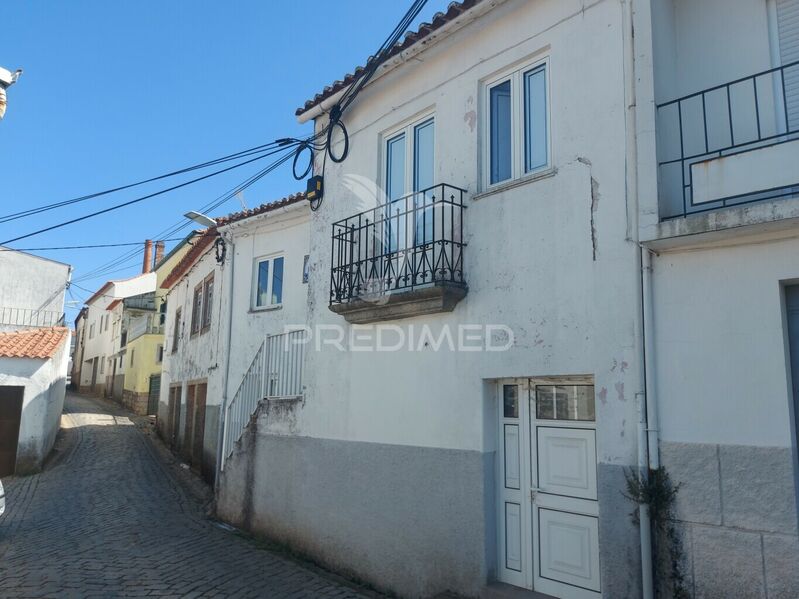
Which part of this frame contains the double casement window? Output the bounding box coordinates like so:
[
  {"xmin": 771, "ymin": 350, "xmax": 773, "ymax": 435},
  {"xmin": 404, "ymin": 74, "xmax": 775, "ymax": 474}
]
[
  {"xmin": 253, "ymin": 255, "xmax": 284, "ymax": 309},
  {"xmin": 383, "ymin": 115, "xmax": 435, "ymax": 252},
  {"xmin": 485, "ymin": 59, "xmax": 549, "ymax": 187},
  {"xmin": 190, "ymin": 274, "xmax": 215, "ymax": 335}
]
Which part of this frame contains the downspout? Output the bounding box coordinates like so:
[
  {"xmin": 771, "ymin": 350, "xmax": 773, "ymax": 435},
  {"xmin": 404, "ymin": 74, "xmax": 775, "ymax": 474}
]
[
  {"xmin": 621, "ymin": 0, "xmax": 657, "ymax": 595},
  {"xmin": 215, "ymin": 231, "xmax": 235, "ymax": 485}
]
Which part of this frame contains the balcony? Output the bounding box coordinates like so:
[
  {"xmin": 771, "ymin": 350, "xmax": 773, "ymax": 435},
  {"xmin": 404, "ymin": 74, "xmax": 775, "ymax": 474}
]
[
  {"xmin": 0, "ymin": 306, "xmax": 65, "ymax": 329},
  {"xmin": 657, "ymin": 60, "xmax": 799, "ymax": 222},
  {"xmin": 329, "ymin": 183, "xmax": 467, "ymax": 324}
]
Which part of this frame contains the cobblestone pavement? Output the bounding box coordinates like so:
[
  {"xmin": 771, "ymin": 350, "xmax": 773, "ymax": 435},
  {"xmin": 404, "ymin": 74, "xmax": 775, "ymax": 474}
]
[{"xmin": 0, "ymin": 392, "xmax": 377, "ymax": 598}]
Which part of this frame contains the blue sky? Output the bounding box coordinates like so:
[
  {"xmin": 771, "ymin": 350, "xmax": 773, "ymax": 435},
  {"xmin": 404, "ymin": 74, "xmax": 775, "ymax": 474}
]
[{"xmin": 1, "ymin": 1, "xmax": 449, "ymax": 322}]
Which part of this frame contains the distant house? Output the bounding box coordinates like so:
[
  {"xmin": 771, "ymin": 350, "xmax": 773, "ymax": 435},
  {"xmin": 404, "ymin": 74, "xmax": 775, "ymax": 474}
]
[
  {"xmin": 0, "ymin": 326, "xmax": 70, "ymax": 476},
  {"xmin": 116, "ymin": 237, "xmax": 195, "ymax": 415},
  {"xmin": 76, "ymin": 270, "xmax": 155, "ymax": 397}
]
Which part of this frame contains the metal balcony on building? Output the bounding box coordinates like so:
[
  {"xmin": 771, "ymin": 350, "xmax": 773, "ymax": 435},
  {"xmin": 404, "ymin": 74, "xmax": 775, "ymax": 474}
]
[
  {"xmin": 329, "ymin": 183, "xmax": 467, "ymax": 323},
  {"xmin": 657, "ymin": 59, "xmax": 799, "ymax": 220}
]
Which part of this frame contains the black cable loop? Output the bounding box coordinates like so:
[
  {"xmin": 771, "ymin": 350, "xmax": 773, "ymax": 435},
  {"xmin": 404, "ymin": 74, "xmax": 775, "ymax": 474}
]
[
  {"xmin": 326, "ymin": 118, "xmax": 349, "ymax": 164},
  {"xmin": 292, "ymin": 142, "xmax": 314, "ymax": 180}
]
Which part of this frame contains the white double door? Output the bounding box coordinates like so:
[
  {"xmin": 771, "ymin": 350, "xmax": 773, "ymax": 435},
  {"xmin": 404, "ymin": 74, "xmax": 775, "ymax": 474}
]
[{"xmin": 497, "ymin": 378, "xmax": 601, "ymax": 598}]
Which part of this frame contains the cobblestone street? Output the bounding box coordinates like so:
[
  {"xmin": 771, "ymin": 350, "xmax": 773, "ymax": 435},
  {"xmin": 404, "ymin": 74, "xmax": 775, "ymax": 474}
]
[{"xmin": 0, "ymin": 392, "xmax": 377, "ymax": 598}]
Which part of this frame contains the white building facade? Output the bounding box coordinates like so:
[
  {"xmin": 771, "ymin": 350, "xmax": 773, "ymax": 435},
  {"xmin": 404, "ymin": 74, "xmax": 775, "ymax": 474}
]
[{"xmin": 159, "ymin": 196, "xmax": 309, "ymax": 484}]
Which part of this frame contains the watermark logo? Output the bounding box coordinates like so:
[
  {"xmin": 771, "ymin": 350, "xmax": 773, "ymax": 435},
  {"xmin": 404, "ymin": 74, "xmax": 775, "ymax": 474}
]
[{"xmin": 281, "ymin": 324, "xmax": 514, "ymax": 353}]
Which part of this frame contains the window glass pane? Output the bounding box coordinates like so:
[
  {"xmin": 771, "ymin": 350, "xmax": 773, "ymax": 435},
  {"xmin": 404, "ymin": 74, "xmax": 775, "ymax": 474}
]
[
  {"xmin": 271, "ymin": 257, "xmax": 284, "ymax": 305},
  {"xmin": 503, "ymin": 384, "xmax": 518, "ymax": 418},
  {"xmin": 413, "ymin": 119, "xmax": 434, "ymax": 192},
  {"xmin": 413, "ymin": 119, "xmax": 435, "ymax": 245},
  {"xmin": 490, "ymin": 80, "xmax": 512, "ymax": 184},
  {"xmin": 256, "ymin": 260, "xmax": 270, "ymax": 307},
  {"xmin": 524, "ymin": 66, "xmax": 547, "ymax": 172},
  {"xmin": 536, "ymin": 385, "xmax": 595, "ymax": 421},
  {"xmin": 386, "ymin": 134, "xmax": 406, "ymax": 252}
]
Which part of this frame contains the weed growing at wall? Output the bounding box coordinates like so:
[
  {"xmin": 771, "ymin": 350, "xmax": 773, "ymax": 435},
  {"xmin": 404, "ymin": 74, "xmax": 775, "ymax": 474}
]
[{"xmin": 624, "ymin": 466, "xmax": 690, "ymax": 599}]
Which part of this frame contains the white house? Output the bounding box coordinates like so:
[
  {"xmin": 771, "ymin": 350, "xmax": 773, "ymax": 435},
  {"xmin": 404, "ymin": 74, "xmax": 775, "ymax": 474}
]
[
  {"xmin": 0, "ymin": 248, "xmax": 72, "ymax": 476},
  {"xmin": 632, "ymin": 0, "xmax": 799, "ymax": 596},
  {"xmin": 0, "ymin": 327, "xmax": 70, "ymax": 476},
  {"xmin": 218, "ymin": 1, "xmax": 645, "ymax": 597},
  {"xmin": 0, "ymin": 248, "xmax": 71, "ymax": 332},
  {"xmin": 158, "ymin": 194, "xmax": 309, "ymax": 484},
  {"xmin": 77, "ymin": 272, "xmax": 155, "ymax": 397}
]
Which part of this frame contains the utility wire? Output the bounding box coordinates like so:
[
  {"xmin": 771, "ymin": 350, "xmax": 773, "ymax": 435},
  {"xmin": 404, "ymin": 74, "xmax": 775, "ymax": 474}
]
[
  {"xmin": 0, "ymin": 140, "xmax": 291, "ymax": 224},
  {"xmin": 0, "ymin": 238, "xmax": 186, "ymax": 251},
  {"xmin": 1, "ymin": 143, "xmax": 300, "ymax": 246}
]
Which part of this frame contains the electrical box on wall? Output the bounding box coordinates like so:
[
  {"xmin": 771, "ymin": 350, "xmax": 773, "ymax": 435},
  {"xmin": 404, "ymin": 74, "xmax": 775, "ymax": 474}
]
[{"xmin": 306, "ymin": 175, "xmax": 323, "ymax": 201}]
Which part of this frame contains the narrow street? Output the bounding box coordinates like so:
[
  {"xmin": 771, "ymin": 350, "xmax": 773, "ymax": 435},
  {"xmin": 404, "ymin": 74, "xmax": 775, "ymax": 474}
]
[{"xmin": 0, "ymin": 392, "xmax": 376, "ymax": 598}]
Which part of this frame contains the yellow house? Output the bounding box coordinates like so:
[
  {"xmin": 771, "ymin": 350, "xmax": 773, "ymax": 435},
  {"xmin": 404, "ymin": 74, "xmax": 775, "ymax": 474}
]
[{"xmin": 119, "ymin": 235, "xmax": 196, "ymax": 414}]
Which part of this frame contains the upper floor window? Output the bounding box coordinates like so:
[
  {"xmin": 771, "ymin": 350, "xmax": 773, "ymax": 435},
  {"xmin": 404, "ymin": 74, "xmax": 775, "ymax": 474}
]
[
  {"xmin": 172, "ymin": 307, "xmax": 182, "ymax": 353},
  {"xmin": 89, "ymin": 323, "xmax": 95, "ymax": 339},
  {"xmin": 191, "ymin": 284, "xmax": 203, "ymax": 335},
  {"xmin": 253, "ymin": 255, "xmax": 284, "ymax": 309},
  {"xmin": 485, "ymin": 59, "xmax": 549, "ymax": 187},
  {"xmin": 201, "ymin": 274, "xmax": 214, "ymax": 331},
  {"xmin": 383, "ymin": 114, "xmax": 435, "ymax": 251}
]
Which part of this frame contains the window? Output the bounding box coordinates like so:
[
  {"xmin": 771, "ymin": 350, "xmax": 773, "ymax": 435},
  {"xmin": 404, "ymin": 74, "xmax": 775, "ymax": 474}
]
[
  {"xmin": 201, "ymin": 275, "xmax": 214, "ymax": 330},
  {"xmin": 104, "ymin": 314, "xmax": 110, "ymax": 332},
  {"xmin": 100, "ymin": 358, "xmax": 104, "ymax": 374},
  {"xmin": 191, "ymin": 284, "xmax": 203, "ymax": 335},
  {"xmin": 253, "ymin": 256, "xmax": 284, "ymax": 309},
  {"xmin": 485, "ymin": 60, "xmax": 549, "ymax": 187},
  {"xmin": 503, "ymin": 384, "xmax": 518, "ymax": 418},
  {"xmin": 130, "ymin": 349, "xmax": 135, "ymax": 367},
  {"xmin": 172, "ymin": 308, "xmax": 182, "ymax": 353},
  {"xmin": 535, "ymin": 385, "xmax": 595, "ymax": 421},
  {"xmin": 384, "ymin": 115, "xmax": 435, "ymax": 251},
  {"xmin": 89, "ymin": 324, "xmax": 95, "ymax": 339},
  {"xmin": 156, "ymin": 344, "xmax": 164, "ymax": 364}
]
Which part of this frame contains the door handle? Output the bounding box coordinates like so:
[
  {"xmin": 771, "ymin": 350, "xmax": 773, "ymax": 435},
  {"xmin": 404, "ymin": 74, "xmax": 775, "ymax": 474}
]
[{"xmin": 530, "ymin": 487, "xmax": 541, "ymax": 501}]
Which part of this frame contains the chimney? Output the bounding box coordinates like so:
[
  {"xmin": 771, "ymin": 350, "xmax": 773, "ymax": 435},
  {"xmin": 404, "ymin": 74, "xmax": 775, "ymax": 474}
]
[
  {"xmin": 142, "ymin": 240, "xmax": 153, "ymax": 274},
  {"xmin": 153, "ymin": 240, "xmax": 165, "ymax": 269}
]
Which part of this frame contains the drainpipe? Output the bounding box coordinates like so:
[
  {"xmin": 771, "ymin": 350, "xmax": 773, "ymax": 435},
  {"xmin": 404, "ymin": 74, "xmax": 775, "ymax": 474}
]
[
  {"xmin": 637, "ymin": 246, "xmax": 660, "ymax": 599},
  {"xmin": 215, "ymin": 231, "xmax": 235, "ymax": 486}
]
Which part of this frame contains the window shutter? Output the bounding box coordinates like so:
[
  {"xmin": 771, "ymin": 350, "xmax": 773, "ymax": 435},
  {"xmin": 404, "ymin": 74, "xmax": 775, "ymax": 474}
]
[{"xmin": 777, "ymin": 0, "xmax": 799, "ymax": 130}]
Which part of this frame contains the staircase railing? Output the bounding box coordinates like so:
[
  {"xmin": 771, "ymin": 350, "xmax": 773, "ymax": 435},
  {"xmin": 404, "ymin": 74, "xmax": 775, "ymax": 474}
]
[{"xmin": 221, "ymin": 329, "xmax": 306, "ymax": 470}]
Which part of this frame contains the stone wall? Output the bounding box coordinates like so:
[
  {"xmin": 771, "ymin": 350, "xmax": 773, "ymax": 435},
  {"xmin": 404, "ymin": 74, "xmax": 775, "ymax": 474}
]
[{"xmin": 660, "ymin": 441, "xmax": 799, "ymax": 598}]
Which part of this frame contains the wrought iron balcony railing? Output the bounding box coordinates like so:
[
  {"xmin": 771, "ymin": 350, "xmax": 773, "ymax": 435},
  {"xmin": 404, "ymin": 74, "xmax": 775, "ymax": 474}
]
[
  {"xmin": 330, "ymin": 183, "xmax": 466, "ymax": 305},
  {"xmin": 0, "ymin": 306, "xmax": 65, "ymax": 328},
  {"xmin": 657, "ymin": 59, "xmax": 799, "ymax": 219}
]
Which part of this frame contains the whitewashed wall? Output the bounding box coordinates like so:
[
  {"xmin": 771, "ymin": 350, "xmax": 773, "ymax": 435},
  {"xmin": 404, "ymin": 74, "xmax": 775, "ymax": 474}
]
[
  {"xmin": 301, "ymin": 0, "xmax": 641, "ymax": 463},
  {"xmin": 0, "ymin": 334, "xmax": 69, "ymax": 472},
  {"xmin": 0, "ymin": 249, "xmax": 71, "ymax": 324}
]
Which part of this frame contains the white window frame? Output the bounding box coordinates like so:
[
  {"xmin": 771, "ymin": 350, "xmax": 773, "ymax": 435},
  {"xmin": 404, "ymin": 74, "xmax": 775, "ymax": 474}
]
[
  {"xmin": 481, "ymin": 56, "xmax": 551, "ymax": 191},
  {"xmin": 380, "ymin": 110, "xmax": 436, "ymax": 251},
  {"xmin": 380, "ymin": 110, "xmax": 436, "ymax": 201},
  {"xmin": 251, "ymin": 253, "xmax": 285, "ymax": 311}
]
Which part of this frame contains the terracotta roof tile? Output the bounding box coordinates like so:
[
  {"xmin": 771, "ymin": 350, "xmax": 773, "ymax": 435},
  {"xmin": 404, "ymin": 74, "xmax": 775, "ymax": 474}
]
[
  {"xmin": 0, "ymin": 327, "xmax": 69, "ymax": 359},
  {"xmin": 295, "ymin": 0, "xmax": 481, "ymax": 117},
  {"xmin": 160, "ymin": 193, "xmax": 306, "ymax": 291}
]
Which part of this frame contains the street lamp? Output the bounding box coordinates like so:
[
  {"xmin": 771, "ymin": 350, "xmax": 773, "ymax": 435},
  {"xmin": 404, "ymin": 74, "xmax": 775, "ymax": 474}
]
[
  {"xmin": 183, "ymin": 211, "xmax": 217, "ymax": 228},
  {"xmin": 0, "ymin": 67, "xmax": 23, "ymax": 121}
]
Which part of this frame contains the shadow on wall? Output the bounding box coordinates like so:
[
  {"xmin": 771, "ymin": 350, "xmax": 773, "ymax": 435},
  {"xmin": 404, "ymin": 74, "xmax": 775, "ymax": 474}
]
[{"xmin": 15, "ymin": 375, "xmax": 67, "ymax": 475}]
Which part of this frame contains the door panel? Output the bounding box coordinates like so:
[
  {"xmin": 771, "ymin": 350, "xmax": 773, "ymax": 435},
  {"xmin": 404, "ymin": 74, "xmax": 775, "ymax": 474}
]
[
  {"xmin": 0, "ymin": 386, "xmax": 24, "ymax": 477},
  {"xmin": 536, "ymin": 427, "xmax": 597, "ymax": 500},
  {"xmin": 538, "ymin": 509, "xmax": 601, "ymax": 593},
  {"xmin": 505, "ymin": 502, "xmax": 523, "ymax": 572},
  {"xmin": 504, "ymin": 424, "xmax": 521, "ymax": 489},
  {"xmin": 192, "ymin": 383, "xmax": 207, "ymax": 475}
]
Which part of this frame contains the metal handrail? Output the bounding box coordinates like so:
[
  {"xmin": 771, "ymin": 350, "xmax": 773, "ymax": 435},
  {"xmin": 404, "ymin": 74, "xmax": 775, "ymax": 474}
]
[{"xmin": 221, "ymin": 329, "xmax": 306, "ymax": 470}]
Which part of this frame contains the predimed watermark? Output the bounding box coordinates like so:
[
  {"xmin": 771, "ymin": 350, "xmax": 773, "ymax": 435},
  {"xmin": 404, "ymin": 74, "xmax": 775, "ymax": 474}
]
[{"xmin": 280, "ymin": 324, "xmax": 515, "ymax": 352}]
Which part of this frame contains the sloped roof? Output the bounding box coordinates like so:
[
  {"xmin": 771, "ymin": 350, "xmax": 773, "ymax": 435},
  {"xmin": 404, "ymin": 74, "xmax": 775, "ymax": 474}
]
[
  {"xmin": 160, "ymin": 193, "xmax": 306, "ymax": 291},
  {"xmin": 295, "ymin": 0, "xmax": 483, "ymax": 117},
  {"xmin": 0, "ymin": 327, "xmax": 70, "ymax": 359}
]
